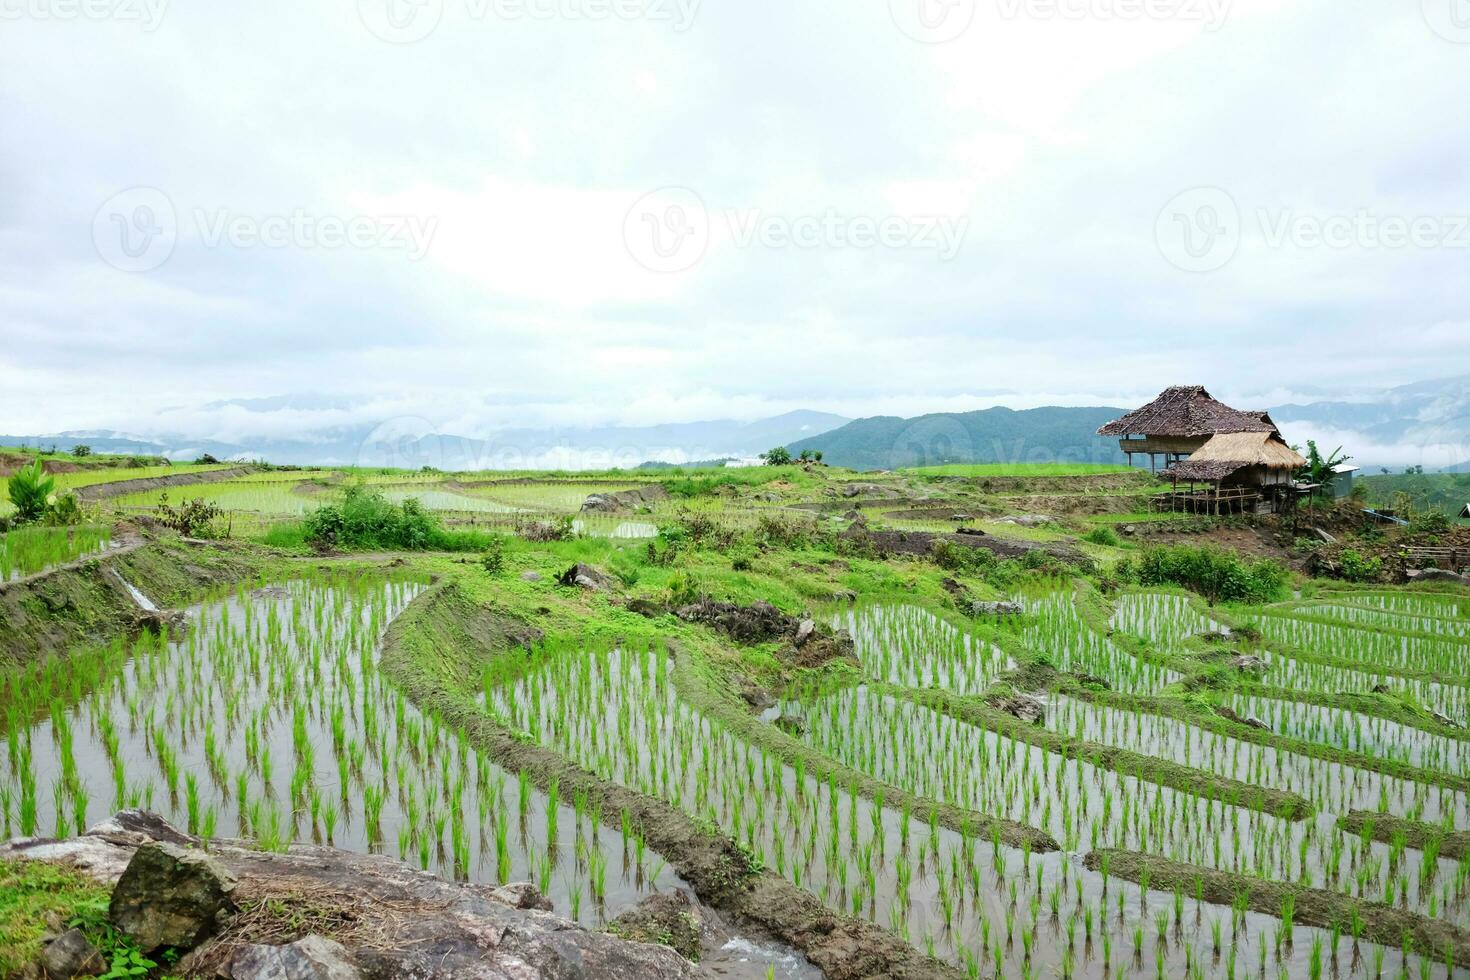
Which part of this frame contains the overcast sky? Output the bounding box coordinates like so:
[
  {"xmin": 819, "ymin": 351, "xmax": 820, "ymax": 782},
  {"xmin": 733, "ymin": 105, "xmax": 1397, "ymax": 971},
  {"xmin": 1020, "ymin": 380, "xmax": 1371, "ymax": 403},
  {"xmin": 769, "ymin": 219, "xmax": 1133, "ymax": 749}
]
[{"xmin": 3, "ymin": 0, "xmax": 1469, "ymax": 441}]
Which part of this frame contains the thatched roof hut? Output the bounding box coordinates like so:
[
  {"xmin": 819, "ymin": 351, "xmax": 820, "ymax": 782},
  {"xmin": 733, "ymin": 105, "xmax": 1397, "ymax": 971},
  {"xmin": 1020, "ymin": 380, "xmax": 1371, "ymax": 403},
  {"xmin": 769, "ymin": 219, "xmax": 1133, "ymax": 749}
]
[
  {"xmin": 1098, "ymin": 386, "xmax": 1277, "ymax": 439},
  {"xmin": 1162, "ymin": 431, "xmax": 1307, "ymax": 485}
]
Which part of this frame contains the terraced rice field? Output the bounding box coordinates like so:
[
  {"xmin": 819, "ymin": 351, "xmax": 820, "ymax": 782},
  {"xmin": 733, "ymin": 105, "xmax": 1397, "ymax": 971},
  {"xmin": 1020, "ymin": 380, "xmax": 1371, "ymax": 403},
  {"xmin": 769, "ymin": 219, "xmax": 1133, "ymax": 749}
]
[
  {"xmin": 0, "ymin": 525, "xmax": 113, "ymax": 582},
  {"xmin": 0, "ymin": 575, "xmax": 680, "ymax": 925},
  {"xmin": 483, "ymin": 586, "xmax": 1470, "ymax": 978}
]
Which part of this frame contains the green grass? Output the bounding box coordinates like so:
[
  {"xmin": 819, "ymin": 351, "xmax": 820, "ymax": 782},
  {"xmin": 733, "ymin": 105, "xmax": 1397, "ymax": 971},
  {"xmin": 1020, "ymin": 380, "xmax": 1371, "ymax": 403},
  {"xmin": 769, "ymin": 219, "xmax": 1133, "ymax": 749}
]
[
  {"xmin": 0, "ymin": 859, "xmax": 112, "ymax": 974},
  {"xmin": 903, "ymin": 463, "xmax": 1136, "ymax": 478}
]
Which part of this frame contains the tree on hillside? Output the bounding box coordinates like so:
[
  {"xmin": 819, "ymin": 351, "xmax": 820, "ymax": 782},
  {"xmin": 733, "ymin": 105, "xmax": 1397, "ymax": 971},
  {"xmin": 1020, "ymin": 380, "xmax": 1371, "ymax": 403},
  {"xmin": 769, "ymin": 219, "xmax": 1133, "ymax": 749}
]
[
  {"xmin": 761, "ymin": 446, "xmax": 793, "ymax": 466},
  {"xmin": 71, "ymin": 444, "xmax": 91, "ymax": 457},
  {"xmin": 1296, "ymin": 441, "xmax": 1351, "ymax": 487},
  {"xmin": 7, "ymin": 460, "xmax": 54, "ymax": 523}
]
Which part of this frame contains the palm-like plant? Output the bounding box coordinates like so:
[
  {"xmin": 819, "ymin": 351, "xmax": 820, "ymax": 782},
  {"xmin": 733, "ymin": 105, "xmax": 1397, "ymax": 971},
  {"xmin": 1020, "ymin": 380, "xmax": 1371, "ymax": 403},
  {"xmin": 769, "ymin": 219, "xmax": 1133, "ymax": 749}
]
[{"xmin": 7, "ymin": 460, "xmax": 54, "ymax": 523}]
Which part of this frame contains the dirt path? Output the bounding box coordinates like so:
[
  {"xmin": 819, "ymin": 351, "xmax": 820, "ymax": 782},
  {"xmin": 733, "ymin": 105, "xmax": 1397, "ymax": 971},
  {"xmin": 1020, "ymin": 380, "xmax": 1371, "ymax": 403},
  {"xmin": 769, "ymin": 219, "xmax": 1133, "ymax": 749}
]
[{"xmin": 75, "ymin": 466, "xmax": 254, "ymax": 501}]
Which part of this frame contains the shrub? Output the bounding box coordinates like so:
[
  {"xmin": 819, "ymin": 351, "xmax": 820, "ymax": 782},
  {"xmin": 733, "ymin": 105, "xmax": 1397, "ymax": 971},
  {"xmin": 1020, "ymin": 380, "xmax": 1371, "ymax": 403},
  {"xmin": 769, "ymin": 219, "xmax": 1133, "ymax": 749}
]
[
  {"xmin": 154, "ymin": 493, "xmax": 224, "ymax": 537},
  {"xmin": 1338, "ymin": 548, "xmax": 1383, "ymax": 583},
  {"xmin": 302, "ymin": 485, "xmax": 472, "ymax": 551},
  {"xmin": 1082, "ymin": 527, "xmax": 1121, "ymax": 547},
  {"xmin": 70, "ymin": 444, "xmax": 91, "ymax": 458},
  {"xmin": 931, "ymin": 538, "xmax": 998, "ymax": 574},
  {"xmin": 6, "ymin": 461, "xmax": 54, "ymax": 524},
  {"xmin": 518, "ymin": 516, "xmax": 575, "ymax": 542},
  {"xmin": 761, "ymin": 446, "xmax": 793, "ymax": 466},
  {"xmin": 480, "ymin": 535, "xmax": 509, "ymax": 575},
  {"xmin": 44, "ymin": 492, "xmax": 84, "ymax": 527},
  {"xmin": 1409, "ymin": 510, "xmax": 1451, "ymax": 536},
  {"xmin": 1134, "ymin": 544, "xmax": 1289, "ymax": 604}
]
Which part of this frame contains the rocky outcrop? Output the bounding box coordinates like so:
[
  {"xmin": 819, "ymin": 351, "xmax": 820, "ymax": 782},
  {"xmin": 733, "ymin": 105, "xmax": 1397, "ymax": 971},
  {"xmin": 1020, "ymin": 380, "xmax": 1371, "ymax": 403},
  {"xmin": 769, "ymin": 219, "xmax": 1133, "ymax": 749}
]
[
  {"xmin": 1213, "ymin": 705, "xmax": 1270, "ymax": 732},
  {"xmin": 608, "ymin": 891, "xmax": 704, "ymax": 962},
  {"xmin": 581, "ymin": 485, "xmax": 669, "ymax": 513},
  {"xmin": 557, "ymin": 563, "xmax": 615, "ymax": 592},
  {"xmin": 228, "ymin": 935, "xmax": 360, "ymax": 980},
  {"xmin": 990, "ymin": 693, "xmax": 1046, "ymax": 725},
  {"xmin": 39, "ymin": 929, "xmax": 104, "ymax": 979},
  {"xmin": 970, "ymin": 600, "xmax": 1023, "ymax": 618},
  {"xmin": 674, "ymin": 599, "xmax": 796, "ymax": 644},
  {"xmin": 3, "ymin": 812, "xmax": 700, "ymax": 980}
]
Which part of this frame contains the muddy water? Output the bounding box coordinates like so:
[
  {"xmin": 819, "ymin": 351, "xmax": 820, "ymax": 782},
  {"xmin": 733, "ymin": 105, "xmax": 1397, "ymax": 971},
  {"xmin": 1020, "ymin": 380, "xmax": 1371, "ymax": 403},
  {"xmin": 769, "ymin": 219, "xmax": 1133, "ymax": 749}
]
[{"xmin": 0, "ymin": 577, "xmax": 682, "ymax": 927}]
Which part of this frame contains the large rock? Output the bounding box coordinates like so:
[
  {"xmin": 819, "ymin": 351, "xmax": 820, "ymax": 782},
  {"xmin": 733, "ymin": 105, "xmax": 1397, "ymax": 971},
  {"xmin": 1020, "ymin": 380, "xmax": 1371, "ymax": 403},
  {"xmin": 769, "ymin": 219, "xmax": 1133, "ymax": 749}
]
[
  {"xmin": 8, "ymin": 814, "xmax": 702, "ymax": 980},
  {"xmin": 229, "ymin": 936, "xmax": 360, "ymax": 980},
  {"xmin": 1407, "ymin": 568, "xmax": 1470, "ymax": 585},
  {"xmin": 581, "ymin": 485, "xmax": 669, "ymax": 513},
  {"xmin": 1214, "ymin": 705, "xmax": 1270, "ymax": 732},
  {"xmin": 488, "ymin": 881, "xmax": 553, "ymax": 912},
  {"xmin": 557, "ymin": 563, "xmax": 615, "ymax": 592},
  {"xmin": 39, "ymin": 929, "xmax": 104, "ymax": 979},
  {"xmin": 110, "ymin": 841, "xmax": 237, "ymax": 951}
]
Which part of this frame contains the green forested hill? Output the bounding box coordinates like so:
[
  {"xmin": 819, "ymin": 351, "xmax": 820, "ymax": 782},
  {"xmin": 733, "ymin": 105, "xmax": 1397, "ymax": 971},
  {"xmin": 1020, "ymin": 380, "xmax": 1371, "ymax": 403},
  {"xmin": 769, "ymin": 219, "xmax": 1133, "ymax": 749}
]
[
  {"xmin": 787, "ymin": 406, "xmax": 1130, "ymax": 471},
  {"xmin": 1360, "ymin": 472, "xmax": 1470, "ymax": 521}
]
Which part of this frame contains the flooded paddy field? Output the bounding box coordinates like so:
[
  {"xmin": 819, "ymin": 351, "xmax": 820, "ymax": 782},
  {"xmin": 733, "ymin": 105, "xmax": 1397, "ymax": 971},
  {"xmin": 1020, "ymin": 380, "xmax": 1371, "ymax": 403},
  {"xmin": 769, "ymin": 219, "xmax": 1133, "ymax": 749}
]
[
  {"xmin": 0, "ymin": 574, "xmax": 680, "ymax": 927},
  {"xmin": 0, "ymin": 524, "xmax": 113, "ymax": 581}
]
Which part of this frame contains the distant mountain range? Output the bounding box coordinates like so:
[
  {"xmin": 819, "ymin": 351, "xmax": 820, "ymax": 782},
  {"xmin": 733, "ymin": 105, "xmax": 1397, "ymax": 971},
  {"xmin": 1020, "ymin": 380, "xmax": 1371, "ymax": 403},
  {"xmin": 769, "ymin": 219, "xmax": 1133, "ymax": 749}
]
[
  {"xmin": 0, "ymin": 410, "xmax": 851, "ymax": 470},
  {"xmin": 7, "ymin": 375, "xmax": 1468, "ymax": 472}
]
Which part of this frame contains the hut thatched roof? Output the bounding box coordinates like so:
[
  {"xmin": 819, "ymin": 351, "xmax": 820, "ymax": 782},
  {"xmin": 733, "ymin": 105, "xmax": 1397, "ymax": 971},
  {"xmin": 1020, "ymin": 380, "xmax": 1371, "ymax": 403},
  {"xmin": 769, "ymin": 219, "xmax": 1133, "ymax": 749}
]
[
  {"xmin": 1162, "ymin": 431, "xmax": 1307, "ymax": 483},
  {"xmin": 1097, "ymin": 386, "xmax": 1277, "ymax": 438}
]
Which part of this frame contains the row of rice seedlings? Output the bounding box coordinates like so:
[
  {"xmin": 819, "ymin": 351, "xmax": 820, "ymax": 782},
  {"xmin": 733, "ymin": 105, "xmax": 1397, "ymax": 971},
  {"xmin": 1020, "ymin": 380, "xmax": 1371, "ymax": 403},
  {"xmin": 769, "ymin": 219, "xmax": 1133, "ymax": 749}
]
[
  {"xmin": 484, "ymin": 646, "xmax": 1440, "ymax": 976},
  {"xmin": 0, "ymin": 573, "xmax": 676, "ymax": 924},
  {"xmin": 1018, "ymin": 591, "xmax": 1181, "ymax": 694},
  {"xmin": 1288, "ymin": 603, "xmax": 1470, "ymax": 640},
  {"xmin": 1251, "ymin": 613, "xmax": 1470, "ymax": 679},
  {"xmin": 1110, "ymin": 591, "xmax": 1228, "ymax": 650},
  {"xmin": 377, "ymin": 488, "xmax": 524, "ymax": 514},
  {"xmin": 1330, "ymin": 593, "xmax": 1468, "ymax": 620},
  {"xmin": 829, "ymin": 604, "xmax": 1012, "ymax": 695},
  {"xmin": 1230, "ymin": 695, "xmax": 1470, "ymax": 774},
  {"xmin": 1045, "ymin": 696, "xmax": 1469, "ymax": 828},
  {"xmin": 796, "ymin": 685, "xmax": 1470, "ymax": 927},
  {"xmin": 457, "ymin": 481, "xmax": 644, "ymax": 513},
  {"xmin": 111, "ymin": 481, "xmax": 316, "ymax": 516},
  {"xmin": 0, "ymin": 525, "xmax": 111, "ymax": 581},
  {"xmin": 1257, "ymin": 654, "xmax": 1470, "ymax": 729}
]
